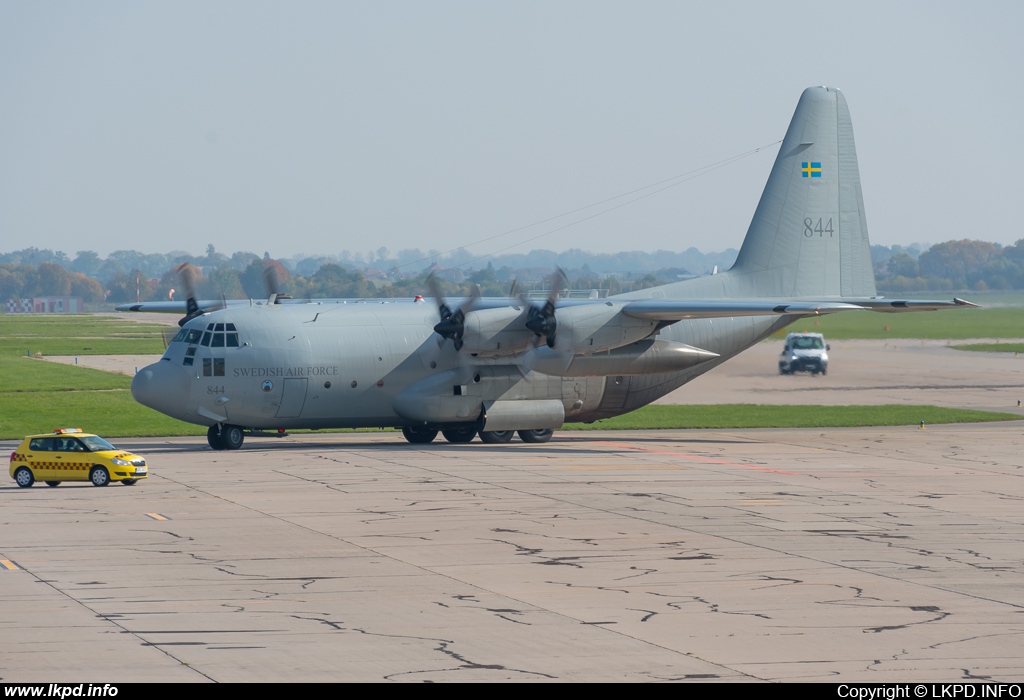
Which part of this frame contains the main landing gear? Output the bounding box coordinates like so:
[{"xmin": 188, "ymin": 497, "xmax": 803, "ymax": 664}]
[
  {"xmin": 208, "ymin": 424, "xmax": 245, "ymax": 451},
  {"xmin": 400, "ymin": 426, "xmax": 554, "ymax": 445}
]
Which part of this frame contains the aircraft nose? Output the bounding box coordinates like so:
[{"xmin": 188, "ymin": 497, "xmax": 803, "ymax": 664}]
[{"xmin": 132, "ymin": 360, "xmax": 192, "ymax": 417}]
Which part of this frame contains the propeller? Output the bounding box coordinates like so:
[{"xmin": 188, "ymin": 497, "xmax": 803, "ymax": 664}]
[
  {"xmin": 426, "ymin": 273, "xmax": 480, "ymax": 351},
  {"xmin": 262, "ymin": 261, "xmax": 292, "ymax": 304},
  {"xmin": 160, "ymin": 327, "xmax": 178, "ymax": 349},
  {"xmin": 517, "ymin": 267, "xmax": 572, "ymax": 377},
  {"xmin": 175, "ymin": 263, "xmax": 224, "ymax": 327},
  {"xmin": 525, "ymin": 267, "xmax": 567, "ymax": 349}
]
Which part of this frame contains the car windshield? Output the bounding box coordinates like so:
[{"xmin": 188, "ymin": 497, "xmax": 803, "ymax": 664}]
[
  {"xmin": 792, "ymin": 337, "xmax": 824, "ymax": 350},
  {"xmin": 78, "ymin": 436, "xmax": 117, "ymax": 452}
]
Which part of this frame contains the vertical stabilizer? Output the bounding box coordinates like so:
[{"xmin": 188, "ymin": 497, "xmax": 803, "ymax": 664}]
[{"xmin": 728, "ymin": 87, "xmax": 876, "ymax": 298}]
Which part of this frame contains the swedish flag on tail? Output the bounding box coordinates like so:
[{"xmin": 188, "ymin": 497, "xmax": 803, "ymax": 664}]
[{"xmin": 801, "ymin": 162, "xmax": 822, "ymax": 178}]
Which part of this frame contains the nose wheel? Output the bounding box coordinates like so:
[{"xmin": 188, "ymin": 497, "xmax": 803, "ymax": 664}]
[{"xmin": 207, "ymin": 424, "xmax": 245, "ymax": 450}]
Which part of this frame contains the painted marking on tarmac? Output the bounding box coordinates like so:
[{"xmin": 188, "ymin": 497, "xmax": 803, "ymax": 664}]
[
  {"xmin": 144, "ymin": 513, "xmax": 170, "ymax": 521},
  {"xmin": 0, "ymin": 559, "xmax": 22, "ymax": 571},
  {"xmin": 594, "ymin": 441, "xmax": 798, "ymax": 475}
]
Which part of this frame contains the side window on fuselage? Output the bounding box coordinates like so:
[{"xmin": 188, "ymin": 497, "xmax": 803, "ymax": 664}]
[{"xmin": 202, "ymin": 358, "xmax": 226, "ymax": 377}]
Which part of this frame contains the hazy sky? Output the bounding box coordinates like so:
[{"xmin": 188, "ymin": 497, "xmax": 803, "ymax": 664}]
[{"xmin": 2, "ymin": 1, "xmax": 1021, "ymax": 264}]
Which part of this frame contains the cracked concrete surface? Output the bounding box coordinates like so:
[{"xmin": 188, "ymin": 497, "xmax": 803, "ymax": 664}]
[{"xmin": 2, "ymin": 424, "xmax": 1024, "ymax": 682}]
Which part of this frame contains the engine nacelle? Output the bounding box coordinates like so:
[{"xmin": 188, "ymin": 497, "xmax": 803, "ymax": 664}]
[
  {"xmin": 552, "ymin": 302, "xmax": 659, "ymax": 353},
  {"xmin": 458, "ymin": 306, "xmax": 534, "ymax": 355}
]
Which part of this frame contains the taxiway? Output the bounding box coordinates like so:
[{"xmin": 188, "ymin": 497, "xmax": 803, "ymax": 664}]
[{"xmin": 2, "ymin": 424, "xmax": 1024, "ymax": 682}]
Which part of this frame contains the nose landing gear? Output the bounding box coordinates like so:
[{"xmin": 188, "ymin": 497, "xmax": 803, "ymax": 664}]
[{"xmin": 207, "ymin": 424, "xmax": 245, "ymax": 450}]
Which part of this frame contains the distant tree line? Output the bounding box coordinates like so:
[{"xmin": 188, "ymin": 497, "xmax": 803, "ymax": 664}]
[
  {"xmin": 4, "ymin": 238, "xmax": 1024, "ymax": 305},
  {"xmin": 872, "ymin": 239, "xmax": 1024, "ymax": 292}
]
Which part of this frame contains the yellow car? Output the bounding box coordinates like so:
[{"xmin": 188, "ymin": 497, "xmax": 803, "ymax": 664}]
[{"xmin": 10, "ymin": 429, "xmax": 148, "ymax": 488}]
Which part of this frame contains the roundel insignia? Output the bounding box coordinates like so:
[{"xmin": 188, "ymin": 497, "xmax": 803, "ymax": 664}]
[{"xmin": 261, "ymin": 380, "xmax": 273, "ymax": 392}]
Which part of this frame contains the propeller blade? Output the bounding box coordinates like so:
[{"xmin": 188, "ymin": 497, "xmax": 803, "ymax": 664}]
[
  {"xmin": 427, "ymin": 275, "xmax": 481, "ymax": 352},
  {"xmin": 262, "ymin": 262, "xmax": 279, "ymax": 297},
  {"xmin": 160, "ymin": 327, "xmax": 178, "ymax": 349},
  {"xmin": 524, "ymin": 267, "xmax": 567, "ymax": 347},
  {"xmin": 425, "ymin": 272, "xmax": 452, "ymax": 347},
  {"xmin": 176, "ymin": 263, "xmax": 201, "ymax": 327},
  {"xmin": 175, "ymin": 263, "xmax": 225, "ymax": 326}
]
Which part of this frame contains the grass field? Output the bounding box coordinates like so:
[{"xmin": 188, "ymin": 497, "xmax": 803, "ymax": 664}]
[
  {"xmin": 0, "ymin": 314, "xmax": 166, "ymax": 356},
  {"xmin": 3, "ymin": 396, "xmax": 1016, "ymax": 440},
  {"xmin": 769, "ymin": 306, "xmax": 1024, "ymax": 340},
  {"xmin": 0, "ymin": 315, "xmax": 183, "ymax": 439},
  {"xmin": 566, "ymin": 404, "xmax": 1020, "ymax": 430},
  {"xmin": 953, "ymin": 343, "xmax": 1024, "ymax": 353}
]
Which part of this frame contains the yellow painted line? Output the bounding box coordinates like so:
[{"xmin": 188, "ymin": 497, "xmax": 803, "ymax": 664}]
[
  {"xmin": 144, "ymin": 513, "xmax": 170, "ymax": 521},
  {"xmin": 0, "ymin": 559, "xmax": 21, "ymax": 571}
]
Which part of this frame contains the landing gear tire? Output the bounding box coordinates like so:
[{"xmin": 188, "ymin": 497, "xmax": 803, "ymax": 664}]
[
  {"xmin": 222, "ymin": 425, "xmax": 245, "ymax": 450},
  {"xmin": 45, "ymin": 481, "xmax": 61, "ymax": 487},
  {"xmin": 207, "ymin": 425, "xmax": 225, "ymax": 451},
  {"xmin": 480, "ymin": 430, "xmax": 514, "ymax": 444},
  {"xmin": 14, "ymin": 467, "xmax": 34, "ymax": 488},
  {"xmin": 90, "ymin": 467, "xmax": 110, "ymax": 487},
  {"xmin": 442, "ymin": 427, "xmax": 477, "ymax": 443},
  {"xmin": 402, "ymin": 426, "xmax": 438, "ymax": 444},
  {"xmin": 518, "ymin": 429, "xmax": 553, "ymax": 444}
]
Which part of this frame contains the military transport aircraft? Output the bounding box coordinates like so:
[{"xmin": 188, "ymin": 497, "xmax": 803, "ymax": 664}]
[{"xmin": 123, "ymin": 87, "xmax": 975, "ymax": 450}]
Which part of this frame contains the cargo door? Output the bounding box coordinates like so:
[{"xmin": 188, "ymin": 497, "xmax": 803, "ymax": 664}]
[{"xmin": 275, "ymin": 377, "xmax": 308, "ymax": 418}]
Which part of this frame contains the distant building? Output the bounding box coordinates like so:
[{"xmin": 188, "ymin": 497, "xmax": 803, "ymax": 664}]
[{"xmin": 4, "ymin": 297, "xmax": 85, "ymax": 313}]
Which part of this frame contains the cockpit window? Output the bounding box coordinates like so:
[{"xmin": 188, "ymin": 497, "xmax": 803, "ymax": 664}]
[
  {"xmin": 183, "ymin": 322, "xmax": 239, "ymax": 348},
  {"xmin": 171, "ymin": 328, "xmax": 203, "ymax": 344}
]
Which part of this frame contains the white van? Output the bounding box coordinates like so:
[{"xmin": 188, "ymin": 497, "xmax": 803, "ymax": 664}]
[{"xmin": 779, "ymin": 332, "xmax": 830, "ymax": 375}]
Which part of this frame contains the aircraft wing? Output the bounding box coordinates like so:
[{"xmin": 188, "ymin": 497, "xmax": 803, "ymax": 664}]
[
  {"xmin": 115, "ymin": 300, "xmax": 245, "ymax": 313},
  {"xmin": 621, "ymin": 297, "xmax": 977, "ymax": 321},
  {"xmin": 838, "ymin": 297, "xmax": 979, "ymax": 313},
  {"xmin": 621, "ymin": 299, "xmax": 864, "ymax": 321},
  {"xmin": 115, "ymin": 298, "xmax": 365, "ymax": 313}
]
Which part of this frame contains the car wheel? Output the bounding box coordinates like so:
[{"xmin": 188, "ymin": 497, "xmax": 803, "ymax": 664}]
[
  {"xmin": 441, "ymin": 427, "xmax": 477, "ymax": 443},
  {"xmin": 14, "ymin": 467, "xmax": 34, "ymax": 488},
  {"xmin": 479, "ymin": 430, "xmax": 514, "ymax": 444},
  {"xmin": 122, "ymin": 479, "xmax": 137, "ymax": 486},
  {"xmin": 222, "ymin": 425, "xmax": 244, "ymax": 450},
  {"xmin": 822, "ymin": 366, "xmax": 828, "ymax": 376},
  {"xmin": 401, "ymin": 426, "xmax": 438, "ymax": 444},
  {"xmin": 90, "ymin": 467, "xmax": 110, "ymax": 487},
  {"xmin": 207, "ymin": 425, "xmax": 226, "ymax": 451},
  {"xmin": 518, "ymin": 429, "xmax": 553, "ymax": 444},
  {"xmin": 45, "ymin": 481, "xmax": 61, "ymax": 487}
]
